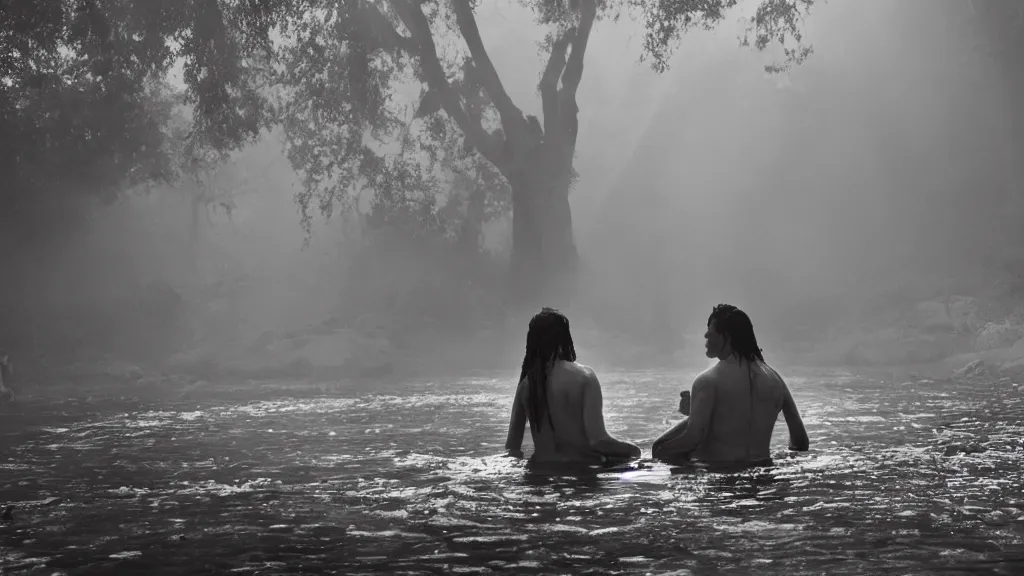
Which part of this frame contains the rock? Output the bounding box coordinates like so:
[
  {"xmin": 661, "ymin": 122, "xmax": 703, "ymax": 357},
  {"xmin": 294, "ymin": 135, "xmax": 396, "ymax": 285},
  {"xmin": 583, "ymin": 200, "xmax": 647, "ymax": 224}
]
[
  {"xmin": 944, "ymin": 443, "xmax": 988, "ymax": 457},
  {"xmin": 954, "ymin": 359, "xmax": 988, "ymax": 379},
  {"xmin": 291, "ymin": 329, "xmax": 392, "ymax": 371},
  {"xmin": 211, "ymin": 325, "xmax": 396, "ymax": 379},
  {"xmin": 321, "ymin": 316, "xmax": 345, "ymax": 330},
  {"xmin": 166, "ymin": 348, "xmax": 218, "ymax": 370},
  {"xmin": 842, "ymin": 327, "xmax": 961, "ymax": 367},
  {"xmin": 975, "ymin": 321, "xmax": 1024, "ymax": 351},
  {"xmin": 912, "ymin": 296, "xmax": 980, "ymax": 334},
  {"xmin": 250, "ymin": 330, "xmax": 277, "ymax": 350},
  {"xmin": 351, "ymin": 314, "xmax": 393, "ymax": 337},
  {"xmin": 286, "ymin": 357, "xmax": 315, "ymax": 377},
  {"xmin": 998, "ymin": 337, "xmax": 1024, "ymax": 373}
]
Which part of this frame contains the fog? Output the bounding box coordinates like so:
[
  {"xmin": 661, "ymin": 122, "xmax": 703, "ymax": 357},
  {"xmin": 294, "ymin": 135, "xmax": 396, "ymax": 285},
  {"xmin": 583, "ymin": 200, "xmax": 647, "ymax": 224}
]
[
  {"xmin": 5, "ymin": 0, "xmax": 1021, "ymax": 375},
  {"xmin": 580, "ymin": 0, "xmax": 1020, "ymax": 355}
]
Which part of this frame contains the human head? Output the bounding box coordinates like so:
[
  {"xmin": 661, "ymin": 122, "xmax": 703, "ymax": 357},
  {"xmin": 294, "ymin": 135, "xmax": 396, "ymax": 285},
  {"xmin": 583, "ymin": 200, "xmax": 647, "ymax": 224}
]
[
  {"xmin": 704, "ymin": 304, "xmax": 765, "ymax": 364},
  {"xmin": 520, "ymin": 308, "xmax": 577, "ymax": 432}
]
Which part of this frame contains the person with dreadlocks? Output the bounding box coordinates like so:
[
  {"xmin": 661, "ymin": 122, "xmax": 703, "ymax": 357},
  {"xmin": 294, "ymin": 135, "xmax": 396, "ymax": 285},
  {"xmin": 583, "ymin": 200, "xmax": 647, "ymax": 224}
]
[
  {"xmin": 504, "ymin": 308, "xmax": 641, "ymax": 467},
  {"xmin": 652, "ymin": 304, "xmax": 809, "ymax": 467}
]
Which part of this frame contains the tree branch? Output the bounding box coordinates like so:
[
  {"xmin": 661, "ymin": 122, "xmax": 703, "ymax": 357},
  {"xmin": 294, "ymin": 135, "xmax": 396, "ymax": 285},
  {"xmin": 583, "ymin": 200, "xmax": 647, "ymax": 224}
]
[
  {"xmin": 359, "ymin": 2, "xmax": 417, "ymax": 55},
  {"xmin": 539, "ymin": 32, "xmax": 572, "ymax": 139},
  {"xmin": 450, "ymin": 0, "xmax": 525, "ymax": 135},
  {"xmin": 543, "ymin": 0, "xmax": 597, "ymax": 161},
  {"xmin": 389, "ymin": 0, "xmax": 504, "ymax": 167},
  {"xmin": 560, "ymin": 0, "xmax": 597, "ymax": 98}
]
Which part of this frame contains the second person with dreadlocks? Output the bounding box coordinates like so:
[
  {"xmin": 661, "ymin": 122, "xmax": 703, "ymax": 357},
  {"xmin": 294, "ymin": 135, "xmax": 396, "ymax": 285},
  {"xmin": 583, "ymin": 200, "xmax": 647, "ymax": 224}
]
[
  {"xmin": 504, "ymin": 308, "xmax": 642, "ymax": 468},
  {"xmin": 652, "ymin": 304, "xmax": 810, "ymax": 467}
]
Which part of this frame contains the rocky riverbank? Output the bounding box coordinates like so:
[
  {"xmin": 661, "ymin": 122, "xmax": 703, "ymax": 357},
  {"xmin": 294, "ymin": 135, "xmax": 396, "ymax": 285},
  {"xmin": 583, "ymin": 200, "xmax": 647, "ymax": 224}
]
[
  {"xmin": 154, "ymin": 291, "xmax": 1024, "ymax": 382},
  {"xmin": 778, "ymin": 293, "xmax": 1024, "ymax": 379},
  {"xmin": 10, "ymin": 291, "xmax": 1024, "ymax": 393}
]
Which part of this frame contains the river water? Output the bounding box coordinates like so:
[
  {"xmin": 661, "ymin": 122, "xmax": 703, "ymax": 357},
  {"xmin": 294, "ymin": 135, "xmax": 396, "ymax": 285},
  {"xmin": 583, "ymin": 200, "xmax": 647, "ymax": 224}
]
[{"xmin": 1, "ymin": 367, "xmax": 1023, "ymax": 575}]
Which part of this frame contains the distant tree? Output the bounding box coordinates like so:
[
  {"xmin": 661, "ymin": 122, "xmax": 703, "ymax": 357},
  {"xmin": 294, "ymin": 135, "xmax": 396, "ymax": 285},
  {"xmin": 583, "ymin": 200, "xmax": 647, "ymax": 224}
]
[
  {"xmin": 0, "ymin": 0, "xmax": 816, "ymax": 307},
  {"xmin": 970, "ymin": 1, "xmax": 1024, "ymax": 153},
  {"xmin": 963, "ymin": 1, "xmax": 1024, "ymax": 220},
  {"xmin": 0, "ymin": 0, "xmax": 278, "ymax": 243}
]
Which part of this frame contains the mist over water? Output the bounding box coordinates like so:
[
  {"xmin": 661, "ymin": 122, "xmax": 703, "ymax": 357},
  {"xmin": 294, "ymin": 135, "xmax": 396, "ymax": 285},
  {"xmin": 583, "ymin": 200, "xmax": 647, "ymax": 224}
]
[
  {"xmin": 584, "ymin": 0, "xmax": 1018, "ymax": 344},
  {"xmin": 3, "ymin": 1, "xmax": 1024, "ymax": 574},
  {"xmin": 2, "ymin": 0, "xmax": 1014, "ymax": 369}
]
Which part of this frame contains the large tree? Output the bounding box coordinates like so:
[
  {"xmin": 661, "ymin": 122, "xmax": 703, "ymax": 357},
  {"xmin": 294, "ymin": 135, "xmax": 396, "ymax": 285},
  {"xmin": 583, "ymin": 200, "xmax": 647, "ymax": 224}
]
[
  {"xmin": 273, "ymin": 0, "xmax": 814, "ymax": 307},
  {"xmin": 1, "ymin": 0, "xmax": 815, "ymax": 308}
]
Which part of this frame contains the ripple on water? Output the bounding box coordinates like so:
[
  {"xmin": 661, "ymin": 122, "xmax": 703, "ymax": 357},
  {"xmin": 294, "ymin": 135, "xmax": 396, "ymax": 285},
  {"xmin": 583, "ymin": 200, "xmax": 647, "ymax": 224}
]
[{"xmin": 2, "ymin": 373, "xmax": 1024, "ymax": 575}]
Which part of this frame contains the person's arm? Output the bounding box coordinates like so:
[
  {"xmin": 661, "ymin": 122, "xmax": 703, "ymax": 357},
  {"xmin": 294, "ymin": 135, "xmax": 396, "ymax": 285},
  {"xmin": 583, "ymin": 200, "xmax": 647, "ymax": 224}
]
[
  {"xmin": 652, "ymin": 417, "xmax": 687, "ymax": 455},
  {"xmin": 781, "ymin": 381, "xmax": 810, "ymax": 451},
  {"xmin": 582, "ymin": 372, "xmax": 641, "ymax": 460},
  {"xmin": 504, "ymin": 379, "xmax": 527, "ymax": 458},
  {"xmin": 652, "ymin": 390, "xmax": 691, "ymax": 452},
  {"xmin": 661, "ymin": 376, "xmax": 715, "ymax": 457}
]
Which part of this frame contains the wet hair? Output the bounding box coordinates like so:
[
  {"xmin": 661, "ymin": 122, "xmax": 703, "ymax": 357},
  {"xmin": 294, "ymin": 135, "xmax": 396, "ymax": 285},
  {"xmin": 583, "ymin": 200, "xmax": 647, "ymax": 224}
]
[
  {"xmin": 519, "ymin": 307, "xmax": 576, "ymax": 434},
  {"xmin": 707, "ymin": 304, "xmax": 765, "ymax": 364}
]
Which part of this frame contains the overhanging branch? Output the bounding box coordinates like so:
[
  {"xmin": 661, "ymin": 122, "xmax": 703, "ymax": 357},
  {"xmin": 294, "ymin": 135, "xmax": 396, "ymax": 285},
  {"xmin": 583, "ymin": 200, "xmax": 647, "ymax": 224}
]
[
  {"xmin": 546, "ymin": 0, "xmax": 597, "ymax": 158},
  {"xmin": 560, "ymin": 0, "xmax": 597, "ymax": 98},
  {"xmin": 540, "ymin": 32, "xmax": 572, "ymax": 139},
  {"xmin": 450, "ymin": 0, "xmax": 525, "ymax": 134},
  {"xmin": 389, "ymin": 0, "xmax": 504, "ymax": 167},
  {"xmin": 358, "ymin": 2, "xmax": 417, "ymax": 54}
]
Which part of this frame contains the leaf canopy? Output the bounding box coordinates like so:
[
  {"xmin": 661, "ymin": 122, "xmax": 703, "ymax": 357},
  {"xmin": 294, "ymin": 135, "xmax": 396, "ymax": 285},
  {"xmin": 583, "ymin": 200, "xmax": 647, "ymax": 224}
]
[{"xmin": 1, "ymin": 0, "xmax": 815, "ymax": 237}]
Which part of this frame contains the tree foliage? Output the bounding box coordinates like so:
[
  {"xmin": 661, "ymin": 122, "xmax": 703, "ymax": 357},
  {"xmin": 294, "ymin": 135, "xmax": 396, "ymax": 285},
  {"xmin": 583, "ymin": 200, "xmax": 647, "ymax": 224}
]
[
  {"xmin": 966, "ymin": 0, "xmax": 1024, "ymax": 109},
  {"xmin": 1, "ymin": 0, "xmax": 815, "ymax": 244},
  {"xmin": 0, "ymin": 0, "xmax": 280, "ymax": 243}
]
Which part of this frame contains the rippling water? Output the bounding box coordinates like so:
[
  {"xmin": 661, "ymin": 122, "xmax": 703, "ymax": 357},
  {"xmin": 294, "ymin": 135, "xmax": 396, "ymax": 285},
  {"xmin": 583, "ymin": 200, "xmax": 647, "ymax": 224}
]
[{"xmin": 1, "ymin": 368, "xmax": 1023, "ymax": 575}]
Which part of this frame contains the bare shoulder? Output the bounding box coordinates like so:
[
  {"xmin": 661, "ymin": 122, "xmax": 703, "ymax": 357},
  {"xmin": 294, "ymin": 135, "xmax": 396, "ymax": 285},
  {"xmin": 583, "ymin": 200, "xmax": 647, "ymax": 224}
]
[
  {"xmin": 759, "ymin": 362, "xmax": 787, "ymax": 385},
  {"xmin": 692, "ymin": 368, "xmax": 719, "ymax": 392},
  {"xmin": 572, "ymin": 361, "xmax": 598, "ymax": 381},
  {"xmin": 697, "ymin": 364, "xmax": 722, "ymax": 383},
  {"xmin": 559, "ymin": 361, "xmax": 599, "ymax": 388}
]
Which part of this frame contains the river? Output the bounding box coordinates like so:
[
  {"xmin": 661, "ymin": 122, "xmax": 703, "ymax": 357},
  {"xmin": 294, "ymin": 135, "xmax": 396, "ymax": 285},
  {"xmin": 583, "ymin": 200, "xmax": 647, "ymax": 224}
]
[{"xmin": 1, "ymin": 367, "xmax": 1022, "ymax": 575}]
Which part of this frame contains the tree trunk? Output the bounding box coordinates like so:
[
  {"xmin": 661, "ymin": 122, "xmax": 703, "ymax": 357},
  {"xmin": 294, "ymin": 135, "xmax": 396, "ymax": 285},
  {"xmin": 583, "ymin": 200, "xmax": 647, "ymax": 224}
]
[
  {"xmin": 456, "ymin": 184, "xmax": 486, "ymax": 255},
  {"xmin": 501, "ymin": 4, "xmax": 593, "ymax": 312},
  {"xmin": 506, "ymin": 133, "xmax": 579, "ymax": 310},
  {"xmin": 975, "ymin": 0, "xmax": 1024, "ymax": 243},
  {"xmin": 402, "ymin": 0, "xmax": 596, "ymax": 310}
]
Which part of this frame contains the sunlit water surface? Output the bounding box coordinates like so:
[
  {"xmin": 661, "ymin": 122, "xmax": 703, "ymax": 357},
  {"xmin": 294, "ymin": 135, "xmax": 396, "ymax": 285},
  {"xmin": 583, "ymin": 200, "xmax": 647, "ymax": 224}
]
[{"xmin": 1, "ymin": 369, "xmax": 1024, "ymax": 575}]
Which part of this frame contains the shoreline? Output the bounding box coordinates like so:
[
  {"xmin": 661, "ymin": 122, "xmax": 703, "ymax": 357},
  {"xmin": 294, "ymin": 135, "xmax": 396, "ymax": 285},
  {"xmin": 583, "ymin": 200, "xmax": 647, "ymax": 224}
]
[{"xmin": 9, "ymin": 351, "xmax": 1012, "ymax": 407}]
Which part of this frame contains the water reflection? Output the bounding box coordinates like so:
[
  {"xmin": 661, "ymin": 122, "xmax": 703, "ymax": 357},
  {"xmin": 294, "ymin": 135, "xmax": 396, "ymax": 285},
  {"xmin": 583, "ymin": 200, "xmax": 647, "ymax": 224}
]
[{"xmin": 0, "ymin": 369, "xmax": 1022, "ymax": 574}]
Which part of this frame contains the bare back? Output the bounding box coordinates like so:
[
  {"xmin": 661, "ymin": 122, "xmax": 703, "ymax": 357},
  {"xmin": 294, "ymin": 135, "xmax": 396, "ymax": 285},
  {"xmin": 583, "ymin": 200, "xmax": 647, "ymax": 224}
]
[
  {"xmin": 692, "ymin": 360, "xmax": 789, "ymax": 463},
  {"xmin": 655, "ymin": 358, "xmax": 809, "ymax": 465},
  {"xmin": 505, "ymin": 360, "xmax": 640, "ymax": 465}
]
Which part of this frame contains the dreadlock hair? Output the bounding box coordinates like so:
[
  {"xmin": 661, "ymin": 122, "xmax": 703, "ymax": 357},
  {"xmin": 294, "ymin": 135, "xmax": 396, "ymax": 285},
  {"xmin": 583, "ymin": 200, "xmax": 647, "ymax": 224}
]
[
  {"xmin": 519, "ymin": 307, "xmax": 577, "ymax": 435},
  {"xmin": 707, "ymin": 304, "xmax": 765, "ymax": 364}
]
